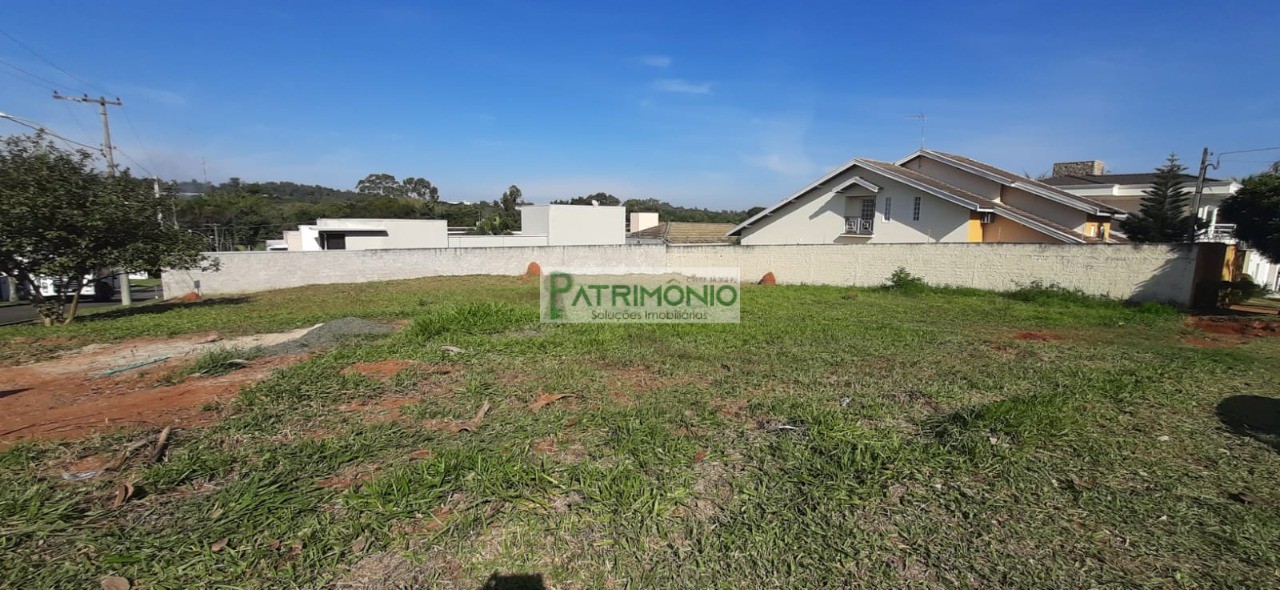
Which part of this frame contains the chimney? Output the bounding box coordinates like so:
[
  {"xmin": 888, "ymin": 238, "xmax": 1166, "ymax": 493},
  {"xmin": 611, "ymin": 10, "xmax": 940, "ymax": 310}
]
[{"xmin": 1052, "ymin": 160, "xmax": 1105, "ymax": 177}]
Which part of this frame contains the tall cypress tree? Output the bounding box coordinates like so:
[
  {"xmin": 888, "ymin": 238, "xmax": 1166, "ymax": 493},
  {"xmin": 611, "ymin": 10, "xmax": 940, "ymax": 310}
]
[{"xmin": 1120, "ymin": 154, "xmax": 1199, "ymax": 242}]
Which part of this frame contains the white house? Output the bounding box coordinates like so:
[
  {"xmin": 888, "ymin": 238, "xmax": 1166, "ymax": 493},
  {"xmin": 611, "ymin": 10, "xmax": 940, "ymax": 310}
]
[
  {"xmin": 280, "ymin": 204, "xmax": 626, "ymax": 251},
  {"xmin": 1042, "ymin": 161, "xmax": 1242, "ymax": 241},
  {"xmin": 1043, "ymin": 160, "xmax": 1278, "ymax": 290},
  {"xmin": 729, "ymin": 149, "xmax": 1128, "ymax": 245},
  {"xmin": 289, "ymin": 218, "xmax": 449, "ymax": 251}
]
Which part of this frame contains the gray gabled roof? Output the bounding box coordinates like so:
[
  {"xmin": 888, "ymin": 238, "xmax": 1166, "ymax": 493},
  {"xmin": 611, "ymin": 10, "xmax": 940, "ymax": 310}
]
[
  {"xmin": 726, "ymin": 155, "xmax": 874, "ymax": 236},
  {"xmin": 901, "ymin": 149, "xmax": 1125, "ymax": 216}
]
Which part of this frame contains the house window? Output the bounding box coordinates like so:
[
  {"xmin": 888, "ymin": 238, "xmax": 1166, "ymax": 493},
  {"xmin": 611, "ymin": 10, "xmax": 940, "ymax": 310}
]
[
  {"xmin": 912, "ymin": 196, "xmax": 921, "ymax": 221},
  {"xmin": 884, "ymin": 196, "xmax": 892, "ymax": 221},
  {"xmin": 322, "ymin": 233, "xmax": 346, "ymax": 250},
  {"xmin": 860, "ymin": 198, "xmax": 875, "ymax": 221}
]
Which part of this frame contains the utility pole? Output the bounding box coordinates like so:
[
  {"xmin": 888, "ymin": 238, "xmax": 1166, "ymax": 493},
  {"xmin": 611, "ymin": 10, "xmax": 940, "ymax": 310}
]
[
  {"xmin": 53, "ymin": 92, "xmax": 132, "ymax": 305},
  {"xmin": 1189, "ymin": 147, "xmax": 1213, "ymax": 244}
]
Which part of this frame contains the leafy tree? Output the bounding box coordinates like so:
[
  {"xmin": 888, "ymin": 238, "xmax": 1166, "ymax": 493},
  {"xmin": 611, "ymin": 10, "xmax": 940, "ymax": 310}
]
[
  {"xmin": 622, "ymin": 198, "xmax": 754, "ymax": 223},
  {"xmin": 355, "ymin": 173, "xmax": 405, "ymax": 198},
  {"xmin": 552, "ymin": 192, "xmax": 621, "ymax": 206},
  {"xmin": 1220, "ymin": 172, "xmax": 1280, "ymax": 261},
  {"xmin": 472, "ymin": 216, "xmax": 515, "ymax": 235},
  {"xmin": 1119, "ymin": 154, "xmax": 1199, "ymax": 242},
  {"xmin": 500, "ymin": 185, "xmax": 524, "ymax": 223},
  {"xmin": 402, "ymin": 176, "xmax": 440, "ymax": 203},
  {"xmin": 0, "ymin": 133, "xmax": 214, "ymax": 325}
]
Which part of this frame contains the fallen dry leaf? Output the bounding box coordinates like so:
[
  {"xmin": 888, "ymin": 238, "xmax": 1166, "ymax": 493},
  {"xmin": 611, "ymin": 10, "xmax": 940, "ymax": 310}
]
[
  {"xmin": 101, "ymin": 576, "xmax": 130, "ymax": 590},
  {"xmin": 111, "ymin": 482, "xmax": 135, "ymax": 509},
  {"xmin": 210, "ymin": 538, "xmax": 228, "ymax": 552},
  {"xmin": 693, "ymin": 449, "xmax": 708, "ymax": 463},
  {"xmin": 529, "ymin": 393, "xmax": 574, "ymax": 412},
  {"xmin": 453, "ymin": 401, "xmax": 492, "ymax": 432},
  {"xmin": 407, "ymin": 449, "xmax": 434, "ymax": 460}
]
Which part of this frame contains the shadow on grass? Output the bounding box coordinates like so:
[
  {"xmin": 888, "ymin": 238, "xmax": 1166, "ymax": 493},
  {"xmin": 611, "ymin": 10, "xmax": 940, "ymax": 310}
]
[
  {"xmin": 481, "ymin": 573, "xmax": 546, "ymax": 590},
  {"xmin": 1217, "ymin": 394, "xmax": 1280, "ymax": 452},
  {"xmin": 77, "ymin": 296, "xmax": 252, "ymax": 323}
]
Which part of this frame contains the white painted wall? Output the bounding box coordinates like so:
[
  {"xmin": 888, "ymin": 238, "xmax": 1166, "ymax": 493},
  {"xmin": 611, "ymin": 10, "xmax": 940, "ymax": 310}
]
[
  {"xmin": 630, "ymin": 212, "xmax": 660, "ymax": 232},
  {"xmin": 294, "ymin": 219, "xmax": 449, "ymax": 251},
  {"xmin": 868, "ymin": 180, "xmax": 971, "ymax": 243},
  {"xmin": 164, "ymin": 243, "xmax": 1206, "ymax": 306},
  {"xmin": 448, "ymin": 235, "xmax": 549, "ymax": 248},
  {"xmin": 546, "ymin": 205, "xmax": 626, "ymax": 246},
  {"xmin": 520, "ymin": 207, "xmax": 550, "ymax": 237}
]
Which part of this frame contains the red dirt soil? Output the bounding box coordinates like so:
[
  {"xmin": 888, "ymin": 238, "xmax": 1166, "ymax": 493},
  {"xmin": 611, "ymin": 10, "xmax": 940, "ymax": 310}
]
[
  {"xmin": 1188, "ymin": 316, "xmax": 1280, "ymax": 337},
  {"xmin": 1013, "ymin": 331, "xmax": 1061, "ymax": 341},
  {"xmin": 0, "ymin": 348, "xmax": 306, "ymax": 447}
]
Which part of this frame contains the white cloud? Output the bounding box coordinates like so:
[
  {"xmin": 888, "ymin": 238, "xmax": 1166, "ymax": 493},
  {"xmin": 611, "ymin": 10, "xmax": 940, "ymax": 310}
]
[
  {"xmin": 652, "ymin": 78, "xmax": 712, "ymax": 95},
  {"xmin": 639, "ymin": 55, "xmax": 672, "ymax": 68}
]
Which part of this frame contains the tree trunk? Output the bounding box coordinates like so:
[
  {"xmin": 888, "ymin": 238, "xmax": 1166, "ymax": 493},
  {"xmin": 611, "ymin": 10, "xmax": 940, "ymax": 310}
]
[{"xmin": 62, "ymin": 290, "xmax": 82, "ymax": 325}]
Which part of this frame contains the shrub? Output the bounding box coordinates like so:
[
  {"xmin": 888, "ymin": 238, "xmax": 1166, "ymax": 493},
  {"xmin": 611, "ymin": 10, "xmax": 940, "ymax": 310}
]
[
  {"xmin": 885, "ymin": 267, "xmax": 929, "ymax": 293},
  {"xmin": 1219, "ymin": 274, "xmax": 1266, "ymax": 307},
  {"xmin": 1003, "ymin": 280, "xmax": 1107, "ymax": 306}
]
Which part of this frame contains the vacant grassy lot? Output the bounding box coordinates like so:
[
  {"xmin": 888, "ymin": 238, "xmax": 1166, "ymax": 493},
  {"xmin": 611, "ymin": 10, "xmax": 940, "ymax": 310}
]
[{"xmin": 3, "ymin": 276, "xmax": 1279, "ymax": 588}]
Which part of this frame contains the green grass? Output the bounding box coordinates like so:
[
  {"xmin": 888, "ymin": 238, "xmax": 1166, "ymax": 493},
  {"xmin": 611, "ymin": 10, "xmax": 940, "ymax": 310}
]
[
  {"xmin": 3, "ymin": 275, "xmax": 1280, "ymax": 588},
  {"xmin": 159, "ymin": 346, "xmax": 266, "ymax": 384}
]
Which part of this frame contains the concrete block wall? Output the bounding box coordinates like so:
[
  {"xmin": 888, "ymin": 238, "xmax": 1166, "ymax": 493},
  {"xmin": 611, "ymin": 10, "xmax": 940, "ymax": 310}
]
[
  {"xmin": 164, "ymin": 243, "xmax": 1202, "ymax": 306},
  {"xmin": 162, "ymin": 246, "xmax": 666, "ymax": 298},
  {"xmin": 668, "ymin": 243, "xmax": 1198, "ymax": 303}
]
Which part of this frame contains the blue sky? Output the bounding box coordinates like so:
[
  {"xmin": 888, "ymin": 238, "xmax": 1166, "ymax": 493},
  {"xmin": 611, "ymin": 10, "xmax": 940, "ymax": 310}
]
[{"xmin": 1, "ymin": 1, "xmax": 1277, "ymax": 209}]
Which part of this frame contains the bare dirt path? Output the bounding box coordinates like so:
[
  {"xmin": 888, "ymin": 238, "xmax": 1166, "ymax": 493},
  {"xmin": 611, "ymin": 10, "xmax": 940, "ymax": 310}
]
[{"xmin": 0, "ymin": 327, "xmax": 317, "ymax": 446}]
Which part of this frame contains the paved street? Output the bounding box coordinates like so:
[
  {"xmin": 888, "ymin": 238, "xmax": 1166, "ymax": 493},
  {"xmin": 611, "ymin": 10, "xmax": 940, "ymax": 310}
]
[{"xmin": 0, "ymin": 286, "xmax": 160, "ymax": 325}]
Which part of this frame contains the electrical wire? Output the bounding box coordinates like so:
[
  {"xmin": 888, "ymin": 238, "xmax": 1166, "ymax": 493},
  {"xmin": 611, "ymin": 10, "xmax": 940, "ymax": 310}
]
[
  {"xmin": 0, "ymin": 29, "xmax": 161, "ymax": 177},
  {"xmin": 0, "ymin": 113, "xmax": 102, "ymax": 152},
  {"xmin": 120, "ymin": 107, "xmax": 159, "ymax": 175},
  {"xmin": 0, "ymin": 29, "xmax": 109, "ymax": 95},
  {"xmin": 0, "ymin": 56, "xmax": 64, "ymax": 91},
  {"xmin": 112, "ymin": 145, "xmax": 157, "ymax": 178}
]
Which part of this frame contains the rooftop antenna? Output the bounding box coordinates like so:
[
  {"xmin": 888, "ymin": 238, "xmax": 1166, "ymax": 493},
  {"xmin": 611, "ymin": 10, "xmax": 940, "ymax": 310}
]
[{"xmin": 905, "ymin": 113, "xmax": 927, "ymax": 149}]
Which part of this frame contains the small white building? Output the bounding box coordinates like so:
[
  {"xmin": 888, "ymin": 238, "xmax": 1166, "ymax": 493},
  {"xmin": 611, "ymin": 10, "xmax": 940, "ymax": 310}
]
[
  {"xmin": 291, "ymin": 218, "xmax": 449, "ymax": 251},
  {"xmin": 278, "ymin": 204, "xmax": 626, "ymax": 251}
]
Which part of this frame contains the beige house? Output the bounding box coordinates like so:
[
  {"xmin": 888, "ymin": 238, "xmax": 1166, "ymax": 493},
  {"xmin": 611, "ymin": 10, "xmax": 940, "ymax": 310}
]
[{"xmin": 729, "ymin": 149, "xmax": 1127, "ymax": 245}]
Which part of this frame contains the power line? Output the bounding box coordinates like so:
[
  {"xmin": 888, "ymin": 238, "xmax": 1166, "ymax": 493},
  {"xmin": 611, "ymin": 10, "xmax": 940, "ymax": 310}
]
[
  {"xmin": 112, "ymin": 145, "xmax": 156, "ymax": 178},
  {"xmin": 0, "ymin": 56, "xmax": 65, "ymax": 91},
  {"xmin": 0, "ymin": 111, "xmax": 103, "ymax": 152},
  {"xmin": 1, "ymin": 29, "xmax": 159, "ymax": 176},
  {"xmin": 0, "ymin": 29, "xmax": 108, "ymax": 95},
  {"xmin": 120, "ymin": 106, "xmax": 158, "ymax": 174}
]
